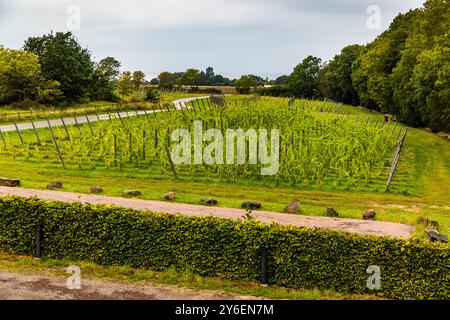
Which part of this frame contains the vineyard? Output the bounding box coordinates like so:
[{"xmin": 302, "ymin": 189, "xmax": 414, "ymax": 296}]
[{"xmin": 0, "ymin": 96, "xmax": 411, "ymax": 192}]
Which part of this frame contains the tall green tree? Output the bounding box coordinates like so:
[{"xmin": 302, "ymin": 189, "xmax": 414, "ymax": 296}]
[
  {"xmin": 132, "ymin": 70, "xmax": 146, "ymax": 90},
  {"xmin": 288, "ymin": 55, "xmax": 322, "ymax": 98},
  {"xmin": 90, "ymin": 57, "xmax": 121, "ymax": 100},
  {"xmin": 117, "ymin": 71, "xmax": 133, "ymax": 96},
  {"xmin": 23, "ymin": 32, "xmax": 94, "ymax": 100},
  {"xmin": 320, "ymin": 45, "xmax": 364, "ymax": 105}
]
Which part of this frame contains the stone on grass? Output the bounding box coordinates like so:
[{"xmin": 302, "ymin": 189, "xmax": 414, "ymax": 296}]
[
  {"xmin": 426, "ymin": 230, "xmax": 448, "ymax": 243},
  {"xmin": 90, "ymin": 186, "xmax": 103, "ymax": 193},
  {"xmin": 162, "ymin": 192, "xmax": 176, "ymax": 201},
  {"xmin": 363, "ymin": 209, "xmax": 376, "ymax": 220},
  {"xmin": 47, "ymin": 181, "xmax": 63, "ymax": 189},
  {"xmin": 123, "ymin": 190, "xmax": 141, "ymax": 196},
  {"xmin": 284, "ymin": 199, "xmax": 300, "ymax": 213},
  {"xmin": 241, "ymin": 201, "xmax": 261, "ymax": 210},
  {"xmin": 201, "ymin": 198, "xmax": 218, "ymax": 205},
  {"xmin": 0, "ymin": 177, "xmax": 20, "ymax": 187},
  {"xmin": 325, "ymin": 206, "xmax": 339, "ymax": 217}
]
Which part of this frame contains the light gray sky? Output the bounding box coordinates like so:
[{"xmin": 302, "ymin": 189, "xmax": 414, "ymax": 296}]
[{"xmin": 0, "ymin": 0, "xmax": 425, "ymax": 79}]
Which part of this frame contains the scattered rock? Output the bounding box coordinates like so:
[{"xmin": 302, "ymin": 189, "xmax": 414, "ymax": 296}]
[
  {"xmin": 325, "ymin": 206, "xmax": 339, "ymax": 217},
  {"xmin": 426, "ymin": 230, "xmax": 448, "ymax": 243},
  {"xmin": 47, "ymin": 181, "xmax": 63, "ymax": 189},
  {"xmin": 90, "ymin": 186, "xmax": 103, "ymax": 194},
  {"xmin": 201, "ymin": 198, "xmax": 218, "ymax": 205},
  {"xmin": 123, "ymin": 190, "xmax": 141, "ymax": 196},
  {"xmin": 241, "ymin": 201, "xmax": 261, "ymax": 210},
  {"xmin": 162, "ymin": 192, "xmax": 176, "ymax": 201},
  {"xmin": 284, "ymin": 199, "xmax": 300, "ymax": 213},
  {"xmin": 0, "ymin": 177, "xmax": 20, "ymax": 187},
  {"xmin": 362, "ymin": 209, "xmax": 376, "ymax": 220}
]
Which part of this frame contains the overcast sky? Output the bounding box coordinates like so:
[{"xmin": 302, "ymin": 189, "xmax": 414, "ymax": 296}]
[{"xmin": 0, "ymin": 0, "xmax": 425, "ymax": 79}]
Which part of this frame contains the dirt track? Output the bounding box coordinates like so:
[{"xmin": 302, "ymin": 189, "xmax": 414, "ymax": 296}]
[
  {"xmin": 0, "ymin": 186, "xmax": 414, "ymax": 238},
  {"xmin": 0, "ymin": 270, "xmax": 259, "ymax": 300}
]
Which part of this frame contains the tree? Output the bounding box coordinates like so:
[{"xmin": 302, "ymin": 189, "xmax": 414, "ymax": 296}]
[
  {"xmin": 158, "ymin": 72, "xmax": 173, "ymax": 89},
  {"xmin": 179, "ymin": 69, "xmax": 201, "ymax": 88},
  {"xmin": 288, "ymin": 55, "xmax": 322, "ymax": 98},
  {"xmin": 235, "ymin": 75, "xmax": 255, "ymax": 94},
  {"xmin": 90, "ymin": 57, "xmax": 121, "ymax": 100},
  {"xmin": 132, "ymin": 70, "xmax": 146, "ymax": 90},
  {"xmin": 116, "ymin": 71, "xmax": 133, "ymax": 96},
  {"xmin": 0, "ymin": 46, "xmax": 62, "ymax": 104},
  {"xmin": 320, "ymin": 45, "xmax": 364, "ymax": 104},
  {"xmin": 274, "ymin": 75, "xmax": 289, "ymax": 85},
  {"xmin": 23, "ymin": 31, "xmax": 94, "ymax": 100}
]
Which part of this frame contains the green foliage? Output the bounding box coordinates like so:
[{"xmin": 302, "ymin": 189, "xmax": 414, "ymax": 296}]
[
  {"xmin": 116, "ymin": 71, "xmax": 133, "ymax": 96},
  {"xmin": 288, "ymin": 55, "xmax": 322, "ymax": 98},
  {"xmin": 178, "ymin": 69, "xmax": 201, "ymax": 88},
  {"xmin": 132, "ymin": 71, "xmax": 146, "ymax": 91},
  {"xmin": 0, "ymin": 46, "xmax": 62, "ymax": 105},
  {"xmin": 90, "ymin": 57, "xmax": 121, "ymax": 101},
  {"xmin": 0, "ymin": 197, "xmax": 448, "ymax": 299},
  {"xmin": 23, "ymin": 32, "xmax": 94, "ymax": 100},
  {"xmin": 320, "ymin": 45, "xmax": 364, "ymax": 105},
  {"xmin": 349, "ymin": 0, "xmax": 450, "ymax": 131},
  {"xmin": 235, "ymin": 75, "xmax": 255, "ymax": 94},
  {"xmin": 145, "ymin": 87, "xmax": 160, "ymax": 102}
]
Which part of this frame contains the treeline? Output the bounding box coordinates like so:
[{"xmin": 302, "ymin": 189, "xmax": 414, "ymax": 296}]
[
  {"xmin": 0, "ymin": 31, "xmax": 153, "ymax": 107},
  {"xmin": 262, "ymin": 0, "xmax": 449, "ymax": 132},
  {"xmin": 155, "ymin": 67, "xmax": 233, "ymax": 88}
]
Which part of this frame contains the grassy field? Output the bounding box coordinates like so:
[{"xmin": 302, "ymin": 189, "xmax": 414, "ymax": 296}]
[{"xmin": 0, "ymin": 95, "xmax": 449, "ymax": 238}]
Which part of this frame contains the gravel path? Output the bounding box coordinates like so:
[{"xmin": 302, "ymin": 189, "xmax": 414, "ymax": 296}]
[
  {"xmin": 0, "ymin": 186, "xmax": 414, "ymax": 238},
  {"xmin": 0, "ymin": 270, "xmax": 260, "ymax": 300},
  {"xmin": 0, "ymin": 96, "xmax": 209, "ymax": 132}
]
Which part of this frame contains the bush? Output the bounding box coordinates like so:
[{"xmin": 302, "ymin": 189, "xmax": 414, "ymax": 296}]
[
  {"xmin": 0, "ymin": 197, "xmax": 448, "ymax": 299},
  {"xmin": 145, "ymin": 88, "xmax": 160, "ymax": 103}
]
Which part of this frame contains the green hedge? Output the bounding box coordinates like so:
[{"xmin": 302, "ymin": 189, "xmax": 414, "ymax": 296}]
[{"xmin": 0, "ymin": 197, "xmax": 448, "ymax": 299}]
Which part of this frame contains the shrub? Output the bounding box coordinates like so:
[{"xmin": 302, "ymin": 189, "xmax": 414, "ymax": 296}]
[{"xmin": 0, "ymin": 197, "xmax": 448, "ymax": 299}]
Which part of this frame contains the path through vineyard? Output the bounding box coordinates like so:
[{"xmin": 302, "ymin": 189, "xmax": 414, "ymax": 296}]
[
  {"xmin": 0, "ymin": 96, "xmax": 209, "ymax": 132},
  {"xmin": 0, "ymin": 186, "xmax": 414, "ymax": 238}
]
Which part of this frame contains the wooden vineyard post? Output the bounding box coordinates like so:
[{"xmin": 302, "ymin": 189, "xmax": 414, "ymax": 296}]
[
  {"xmin": 85, "ymin": 115, "xmax": 94, "ymax": 135},
  {"xmin": 0, "ymin": 129, "xmax": 6, "ymax": 148},
  {"xmin": 107, "ymin": 112, "xmax": 112, "ymax": 121},
  {"xmin": 74, "ymin": 116, "xmax": 82, "ymax": 135},
  {"xmin": 164, "ymin": 142, "xmax": 178, "ymax": 180},
  {"xmin": 95, "ymin": 112, "xmax": 101, "ymax": 122},
  {"xmin": 60, "ymin": 117, "xmax": 71, "ymax": 141},
  {"xmin": 385, "ymin": 127, "xmax": 408, "ymax": 192},
  {"xmin": 390, "ymin": 122, "xmax": 397, "ymax": 136},
  {"xmin": 46, "ymin": 118, "xmax": 65, "ymax": 168},
  {"xmin": 114, "ymin": 134, "xmax": 117, "ymax": 167},
  {"xmin": 13, "ymin": 120, "xmax": 24, "ymax": 145},
  {"xmin": 201, "ymin": 99, "xmax": 206, "ymax": 110},
  {"xmin": 396, "ymin": 126, "xmax": 403, "ymax": 141},
  {"xmin": 142, "ymin": 129, "xmax": 146, "ymax": 160},
  {"xmin": 129, "ymin": 132, "xmax": 133, "ymax": 163},
  {"xmin": 151, "ymin": 105, "xmax": 157, "ymax": 118},
  {"xmin": 155, "ymin": 130, "xmax": 158, "ymax": 156},
  {"xmin": 30, "ymin": 117, "xmax": 41, "ymax": 146},
  {"xmin": 134, "ymin": 108, "xmax": 140, "ymax": 119},
  {"xmin": 117, "ymin": 111, "xmax": 125, "ymax": 127}
]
